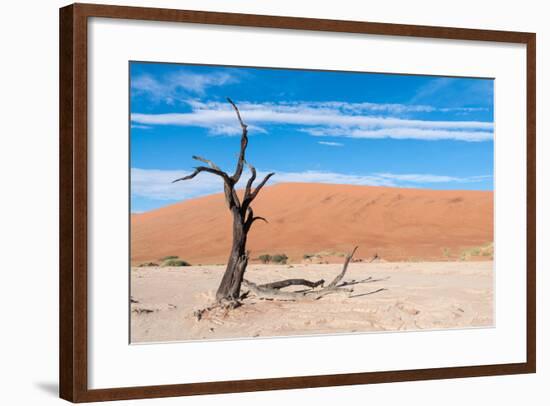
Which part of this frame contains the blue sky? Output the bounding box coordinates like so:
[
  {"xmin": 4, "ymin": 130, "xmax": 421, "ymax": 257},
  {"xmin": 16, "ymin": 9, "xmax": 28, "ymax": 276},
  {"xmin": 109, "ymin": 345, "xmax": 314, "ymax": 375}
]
[{"xmin": 130, "ymin": 62, "xmax": 494, "ymax": 213}]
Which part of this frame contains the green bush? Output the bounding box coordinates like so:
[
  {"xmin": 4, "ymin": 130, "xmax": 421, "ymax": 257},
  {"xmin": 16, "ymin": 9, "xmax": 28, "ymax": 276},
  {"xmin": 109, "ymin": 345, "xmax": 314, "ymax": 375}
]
[
  {"xmin": 162, "ymin": 259, "xmax": 191, "ymax": 267},
  {"xmin": 258, "ymin": 254, "xmax": 272, "ymax": 264},
  {"xmin": 271, "ymin": 254, "xmax": 288, "ymax": 264}
]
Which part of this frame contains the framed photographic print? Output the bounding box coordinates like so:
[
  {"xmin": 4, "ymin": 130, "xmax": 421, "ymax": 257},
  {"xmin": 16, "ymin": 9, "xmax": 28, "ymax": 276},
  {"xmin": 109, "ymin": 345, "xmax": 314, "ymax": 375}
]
[{"xmin": 59, "ymin": 3, "xmax": 536, "ymax": 402}]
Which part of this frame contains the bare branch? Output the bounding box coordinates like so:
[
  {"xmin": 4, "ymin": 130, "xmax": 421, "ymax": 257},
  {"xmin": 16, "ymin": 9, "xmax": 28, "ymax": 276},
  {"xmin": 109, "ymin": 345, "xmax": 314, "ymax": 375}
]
[
  {"xmin": 242, "ymin": 279, "xmax": 351, "ymax": 301},
  {"xmin": 349, "ymin": 288, "xmax": 387, "ymax": 299},
  {"xmin": 243, "ymin": 206, "xmax": 254, "ymax": 232},
  {"xmin": 242, "ymin": 279, "xmax": 303, "ymax": 301},
  {"xmin": 173, "ymin": 166, "xmax": 240, "ymax": 208},
  {"xmin": 242, "ymin": 247, "xmax": 359, "ymax": 302},
  {"xmin": 310, "ymin": 287, "xmax": 354, "ymax": 300},
  {"xmin": 337, "ymin": 276, "xmax": 390, "ymax": 288},
  {"xmin": 246, "ymin": 217, "xmax": 268, "ymax": 233},
  {"xmin": 225, "ymin": 183, "xmax": 241, "ymax": 210},
  {"xmin": 227, "ymin": 98, "xmax": 247, "ymax": 131},
  {"xmin": 244, "ymin": 207, "xmax": 268, "ymax": 232},
  {"xmin": 227, "ymin": 98, "xmax": 249, "ymax": 183},
  {"xmin": 172, "ymin": 166, "xmax": 231, "ymax": 183},
  {"xmin": 245, "ymin": 206, "xmax": 254, "ymax": 221},
  {"xmin": 243, "ymin": 160, "xmax": 257, "ymax": 200},
  {"xmin": 258, "ymin": 279, "xmax": 325, "ymax": 290},
  {"xmin": 243, "ymin": 172, "xmax": 275, "ymax": 210},
  {"xmin": 251, "ymin": 216, "xmax": 268, "ymax": 224},
  {"xmin": 192, "ymin": 155, "xmax": 222, "ymax": 171},
  {"xmin": 326, "ymin": 246, "xmax": 358, "ymax": 289},
  {"xmin": 232, "ymin": 134, "xmax": 247, "ymax": 182},
  {"xmin": 253, "ymin": 172, "xmax": 275, "ymax": 195}
]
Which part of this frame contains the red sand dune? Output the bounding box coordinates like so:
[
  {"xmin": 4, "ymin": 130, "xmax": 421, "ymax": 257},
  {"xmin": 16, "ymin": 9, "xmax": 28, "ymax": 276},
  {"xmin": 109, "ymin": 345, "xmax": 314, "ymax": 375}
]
[{"xmin": 131, "ymin": 183, "xmax": 493, "ymax": 265}]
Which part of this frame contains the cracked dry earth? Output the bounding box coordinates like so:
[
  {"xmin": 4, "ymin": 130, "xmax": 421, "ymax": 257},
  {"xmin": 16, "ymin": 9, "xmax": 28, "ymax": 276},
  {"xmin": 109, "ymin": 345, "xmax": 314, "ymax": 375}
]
[{"xmin": 130, "ymin": 261, "xmax": 493, "ymax": 343}]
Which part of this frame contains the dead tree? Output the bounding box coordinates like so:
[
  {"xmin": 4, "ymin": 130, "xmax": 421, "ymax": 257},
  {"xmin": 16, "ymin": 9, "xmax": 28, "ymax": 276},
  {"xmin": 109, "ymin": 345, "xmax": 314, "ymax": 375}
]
[
  {"xmin": 173, "ymin": 98, "xmax": 274, "ymax": 305},
  {"xmin": 174, "ymin": 100, "xmax": 368, "ymax": 311}
]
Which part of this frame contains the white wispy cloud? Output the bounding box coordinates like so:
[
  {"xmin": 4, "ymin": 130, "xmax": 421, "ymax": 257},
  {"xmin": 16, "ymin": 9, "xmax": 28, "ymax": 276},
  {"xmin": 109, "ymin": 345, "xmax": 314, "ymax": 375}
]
[
  {"xmin": 318, "ymin": 141, "xmax": 344, "ymax": 147},
  {"xmin": 207, "ymin": 124, "xmax": 267, "ymax": 136},
  {"xmin": 131, "ymin": 167, "xmax": 492, "ymax": 201},
  {"xmin": 131, "ymin": 168, "xmax": 225, "ymax": 201},
  {"xmin": 131, "ymin": 100, "xmax": 493, "ymax": 141},
  {"xmin": 374, "ymin": 173, "xmax": 493, "ymax": 183},
  {"xmin": 186, "ymin": 100, "xmax": 486, "ymax": 115},
  {"xmin": 131, "ymin": 124, "xmax": 152, "ymax": 130},
  {"xmin": 131, "ymin": 71, "xmax": 239, "ymax": 102},
  {"xmin": 304, "ymin": 127, "xmax": 493, "ymax": 142}
]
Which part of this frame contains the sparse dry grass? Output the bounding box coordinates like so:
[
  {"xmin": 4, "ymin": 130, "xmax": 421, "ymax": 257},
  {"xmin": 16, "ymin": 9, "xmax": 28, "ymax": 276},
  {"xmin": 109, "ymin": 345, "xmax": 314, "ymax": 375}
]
[{"xmin": 460, "ymin": 242, "xmax": 493, "ymax": 261}]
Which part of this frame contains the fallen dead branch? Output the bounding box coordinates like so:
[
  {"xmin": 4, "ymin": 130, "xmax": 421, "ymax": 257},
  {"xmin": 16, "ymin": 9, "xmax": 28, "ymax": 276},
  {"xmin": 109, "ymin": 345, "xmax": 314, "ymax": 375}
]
[
  {"xmin": 326, "ymin": 246, "xmax": 357, "ymax": 289},
  {"xmin": 258, "ymin": 278, "xmax": 325, "ymax": 290},
  {"xmin": 243, "ymin": 246, "xmax": 360, "ymax": 301},
  {"xmin": 242, "ymin": 279, "xmax": 307, "ymax": 301},
  {"xmin": 338, "ymin": 275, "xmax": 391, "ymax": 288}
]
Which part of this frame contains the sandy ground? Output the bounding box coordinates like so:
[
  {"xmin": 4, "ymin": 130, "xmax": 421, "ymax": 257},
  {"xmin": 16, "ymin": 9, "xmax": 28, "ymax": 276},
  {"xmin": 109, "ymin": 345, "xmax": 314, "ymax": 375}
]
[{"xmin": 130, "ymin": 261, "xmax": 493, "ymax": 343}]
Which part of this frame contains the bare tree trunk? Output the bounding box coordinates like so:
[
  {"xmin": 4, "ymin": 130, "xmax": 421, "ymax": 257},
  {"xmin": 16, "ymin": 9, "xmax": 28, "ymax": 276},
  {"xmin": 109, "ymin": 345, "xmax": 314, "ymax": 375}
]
[{"xmin": 216, "ymin": 209, "xmax": 248, "ymax": 302}]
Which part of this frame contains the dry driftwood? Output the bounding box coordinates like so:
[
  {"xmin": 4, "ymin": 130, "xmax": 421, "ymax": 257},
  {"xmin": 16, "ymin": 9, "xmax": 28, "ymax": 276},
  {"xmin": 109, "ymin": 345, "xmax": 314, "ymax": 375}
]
[
  {"xmin": 326, "ymin": 246, "xmax": 358, "ymax": 289},
  {"xmin": 242, "ymin": 279, "xmax": 310, "ymax": 301},
  {"xmin": 193, "ymin": 247, "xmax": 386, "ymax": 320},
  {"xmin": 258, "ymin": 278, "xmax": 325, "ymax": 290},
  {"xmin": 243, "ymin": 246, "xmax": 359, "ymax": 301}
]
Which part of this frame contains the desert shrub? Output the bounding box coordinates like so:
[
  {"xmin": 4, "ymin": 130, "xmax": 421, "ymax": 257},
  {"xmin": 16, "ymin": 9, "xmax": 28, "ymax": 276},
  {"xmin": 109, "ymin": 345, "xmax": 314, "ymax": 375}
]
[
  {"xmin": 138, "ymin": 262, "xmax": 159, "ymax": 267},
  {"xmin": 160, "ymin": 255, "xmax": 179, "ymax": 261},
  {"xmin": 459, "ymin": 242, "xmax": 493, "ymax": 261},
  {"xmin": 469, "ymin": 248, "xmax": 481, "ymax": 256},
  {"xmin": 303, "ymin": 253, "xmax": 313, "ymax": 260},
  {"xmin": 258, "ymin": 254, "xmax": 272, "ymax": 264},
  {"xmin": 481, "ymin": 242, "xmax": 494, "ymax": 258},
  {"xmin": 162, "ymin": 259, "xmax": 191, "ymax": 267},
  {"xmin": 271, "ymin": 254, "xmax": 288, "ymax": 264}
]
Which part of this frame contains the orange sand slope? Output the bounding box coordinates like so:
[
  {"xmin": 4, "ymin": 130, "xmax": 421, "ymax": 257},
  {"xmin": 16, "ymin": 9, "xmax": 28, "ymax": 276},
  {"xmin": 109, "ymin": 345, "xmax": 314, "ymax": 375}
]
[{"xmin": 131, "ymin": 183, "xmax": 493, "ymax": 265}]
